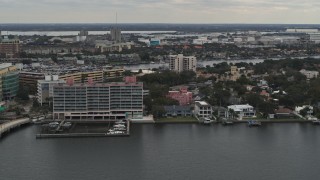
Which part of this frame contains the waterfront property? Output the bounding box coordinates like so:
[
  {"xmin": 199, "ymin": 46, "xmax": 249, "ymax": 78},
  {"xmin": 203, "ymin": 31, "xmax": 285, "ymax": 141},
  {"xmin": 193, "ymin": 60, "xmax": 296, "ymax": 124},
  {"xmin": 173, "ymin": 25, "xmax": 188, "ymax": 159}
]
[
  {"xmin": 212, "ymin": 106, "xmax": 230, "ymax": 119},
  {"xmin": 228, "ymin": 104, "xmax": 256, "ymax": 118},
  {"xmin": 169, "ymin": 54, "xmax": 197, "ymax": 72},
  {"xmin": 52, "ymin": 78, "xmax": 143, "ymax": 121},
  {"xmin": 194, "ymin": 101, "xmax": 213, "ymax": 118},
  {"xmin": 274, "ymin": 107, "xmax": 295, "ymax": 119},
  {"xmin": 163, "ymin": 105, "xmax": 192, "ymax": 117},
  {"xmin": 36, "ymin": 120, "xmax": 130, "ymax": 138}
]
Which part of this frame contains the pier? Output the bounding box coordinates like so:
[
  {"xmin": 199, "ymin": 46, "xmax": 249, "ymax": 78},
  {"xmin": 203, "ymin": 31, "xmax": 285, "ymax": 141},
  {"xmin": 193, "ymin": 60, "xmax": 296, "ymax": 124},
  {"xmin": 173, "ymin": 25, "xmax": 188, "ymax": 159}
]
[
  {"xmin": 0, "ymin": 118, "xmax": 31, "ymax": 138},
  {"xmin": 36, "ymin": 120, "xmax": 130, "ymax": 139}
]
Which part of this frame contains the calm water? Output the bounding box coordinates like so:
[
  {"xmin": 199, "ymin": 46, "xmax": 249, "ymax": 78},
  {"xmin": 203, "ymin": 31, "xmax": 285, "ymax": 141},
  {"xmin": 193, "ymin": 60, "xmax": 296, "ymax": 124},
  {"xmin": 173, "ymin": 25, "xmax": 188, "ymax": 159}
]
[{"xmin": 1, "ymin": 123, "xmax": 320, "ymax": 180}]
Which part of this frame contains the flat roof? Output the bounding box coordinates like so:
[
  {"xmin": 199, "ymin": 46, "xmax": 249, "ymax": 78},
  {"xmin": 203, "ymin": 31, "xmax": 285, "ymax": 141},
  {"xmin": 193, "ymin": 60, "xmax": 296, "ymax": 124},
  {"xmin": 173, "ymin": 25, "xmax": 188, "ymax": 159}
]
[
  {"xmin": 228, "ymin": 104, "xmax": 253, "ymax": 111},
  {"xmin": 0, "ymin": 63, "xmax": 13, "ymax": 70},
  {"xmin": 195, "ymin": 101, "xmax": 211, "ymax": 106}
]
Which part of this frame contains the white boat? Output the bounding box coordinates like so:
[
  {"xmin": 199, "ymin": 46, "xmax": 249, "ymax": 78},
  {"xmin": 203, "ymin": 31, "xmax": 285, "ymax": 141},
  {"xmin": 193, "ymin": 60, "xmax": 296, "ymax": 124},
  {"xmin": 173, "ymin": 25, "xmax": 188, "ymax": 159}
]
[
  {"xmin": 203, "ymin": 118, "xmax": 214, "ymax": 124},
  {"xmin": 62, "ymin": 122, "xmax": 72, "ymax": 128},
  {"xmin": 48, "ymin": 122, "xmax": 59, "ymax": 128}
]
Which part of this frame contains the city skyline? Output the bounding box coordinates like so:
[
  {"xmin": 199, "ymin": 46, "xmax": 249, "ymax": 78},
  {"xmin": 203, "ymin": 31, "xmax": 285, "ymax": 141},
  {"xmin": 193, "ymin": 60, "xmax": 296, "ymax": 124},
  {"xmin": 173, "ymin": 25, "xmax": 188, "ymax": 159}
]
[{"xmin": 0, "ymin": 0, "xmax": 319, "ymax": 24}]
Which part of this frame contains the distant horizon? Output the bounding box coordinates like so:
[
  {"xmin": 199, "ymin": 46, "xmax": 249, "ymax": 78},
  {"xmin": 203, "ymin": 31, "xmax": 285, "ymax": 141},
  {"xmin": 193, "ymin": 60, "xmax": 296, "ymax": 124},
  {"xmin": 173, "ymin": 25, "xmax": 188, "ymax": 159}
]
[{"xmin": 1, "ymin": 23, "xmax": 319, "ymax": 32}]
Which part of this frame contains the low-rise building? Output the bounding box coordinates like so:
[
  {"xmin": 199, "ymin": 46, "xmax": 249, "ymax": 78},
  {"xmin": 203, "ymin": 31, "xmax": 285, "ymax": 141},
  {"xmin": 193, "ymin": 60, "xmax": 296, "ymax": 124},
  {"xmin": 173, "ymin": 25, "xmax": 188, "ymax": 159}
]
[
  {"xmin": 299, "ymin": 69, "xmax": 319, "ymax": 79},
  {"xmin": 163, "ymin": 105, "xmax": 192, "ymax": 117},
  {"xmin": 212, "ymin": 106, "xmax": 229, "ymax": 119},
  {"xmin": 167, "ymin": 87, "xmax": 193, "ymax": 106},
  {"xmin": 228, "ymin": 104, "xmax": 256, "ymax": 118},
  {"xmin": 274, "ymin": 107, "xmax": 294, "ymax": 118},
  {"xmin": 194, "ymin": 101, "xmax": 212, "ymax": 118}
]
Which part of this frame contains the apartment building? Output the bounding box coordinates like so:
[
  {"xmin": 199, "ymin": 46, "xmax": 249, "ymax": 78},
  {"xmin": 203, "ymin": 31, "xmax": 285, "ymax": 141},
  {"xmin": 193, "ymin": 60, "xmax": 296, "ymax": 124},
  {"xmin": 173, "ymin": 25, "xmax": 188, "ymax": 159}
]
[
  {"xmin": 19, "ymin": 71, "xmax": 46, "ymax": 94},
  {"xmin": 59, "ymin": 71, "xmax": 104, "ymax": 84},
  {"xmin": 0, "ymin": 36, "xmax": 20, "ymax": 58},
  {"xmin": 169, "ymin": 54, "xmax": 197, "ymax": 72},
  {"xmin": 52, "ymin": 80, "xmax": 143, "ymax": 121},
  {"xmin": 0, "ymin": 63, "xmax": 19, "ymax": 101},
  {"xmin": 37, "ymin": 75, "xmax": 65, "ymax": 106},
  {"xmin": 103, "ymin": 67, "xmax": 125, "ymax": 79}
]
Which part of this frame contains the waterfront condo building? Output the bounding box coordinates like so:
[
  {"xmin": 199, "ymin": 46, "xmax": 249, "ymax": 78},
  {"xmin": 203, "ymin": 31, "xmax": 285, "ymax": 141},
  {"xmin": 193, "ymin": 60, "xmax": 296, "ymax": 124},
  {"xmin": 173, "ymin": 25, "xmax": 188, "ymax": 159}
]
[
  {"xmin": 169, "ymin": 54, "xmax": 197, "ymax": 72},
  {"xmin": 52, "ymin": 79, "xmax": 143, "ymax": 121}
]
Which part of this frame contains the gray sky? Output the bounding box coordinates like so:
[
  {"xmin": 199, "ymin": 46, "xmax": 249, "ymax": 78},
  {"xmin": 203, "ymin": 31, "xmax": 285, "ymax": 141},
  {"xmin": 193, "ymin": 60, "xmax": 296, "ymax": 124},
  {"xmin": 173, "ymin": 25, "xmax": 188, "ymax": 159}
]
[{"xmin": 0, "ymin": 0, "xmax": 319, "ymax": 23}]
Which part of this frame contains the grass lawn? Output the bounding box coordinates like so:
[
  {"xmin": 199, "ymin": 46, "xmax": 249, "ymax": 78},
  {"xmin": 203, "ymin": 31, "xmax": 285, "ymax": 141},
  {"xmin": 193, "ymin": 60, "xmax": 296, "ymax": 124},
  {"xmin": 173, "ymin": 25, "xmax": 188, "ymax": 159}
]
[{"xmin": 156, "ymin": 116, "xmax": 199, "ymax": 123}]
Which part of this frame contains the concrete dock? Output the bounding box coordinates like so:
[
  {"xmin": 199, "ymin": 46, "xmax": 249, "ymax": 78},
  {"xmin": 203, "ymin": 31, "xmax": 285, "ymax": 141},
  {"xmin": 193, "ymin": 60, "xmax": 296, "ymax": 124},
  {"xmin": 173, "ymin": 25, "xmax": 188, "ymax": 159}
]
[
  {"xmin": 36, "ymin": 120, "xmax": 130, "ymax": 139},
  {"xmin": 0, "ymin": 118, "xmax": 31, "ymax": 138}
]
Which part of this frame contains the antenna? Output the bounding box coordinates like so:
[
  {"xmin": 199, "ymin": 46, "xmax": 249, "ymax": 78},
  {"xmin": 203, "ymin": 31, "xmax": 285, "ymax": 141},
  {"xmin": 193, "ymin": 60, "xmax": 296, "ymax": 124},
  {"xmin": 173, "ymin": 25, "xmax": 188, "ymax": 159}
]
[{"xmin": 116, "ymin": 12, "xmax": 118, "ymax": 26}]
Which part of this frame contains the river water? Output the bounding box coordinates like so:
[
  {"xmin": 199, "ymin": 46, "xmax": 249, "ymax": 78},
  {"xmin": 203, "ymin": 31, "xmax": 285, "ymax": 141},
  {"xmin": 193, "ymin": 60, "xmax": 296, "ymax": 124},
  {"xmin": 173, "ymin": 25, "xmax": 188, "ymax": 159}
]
[
  {"xmin": 0, "ymin": 123, "xmax": 320, "ymax": 180},
  {"xmin": 122, "ymin": 56, "xmax": 320, "ymax": 70}
]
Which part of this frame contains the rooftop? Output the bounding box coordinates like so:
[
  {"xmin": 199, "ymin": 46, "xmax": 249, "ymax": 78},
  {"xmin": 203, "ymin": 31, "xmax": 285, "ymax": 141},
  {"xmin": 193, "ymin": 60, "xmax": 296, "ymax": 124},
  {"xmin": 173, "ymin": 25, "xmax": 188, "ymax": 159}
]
[
  {"xmin": 56, "ymin": 82, "xmax": 143, "ymax": 88},
  {"xmin": 228, "ymin": 104, "xmax": 254, "ymax": 111},
  {"xmin": 195, "ymin": 101, "xmax": 211, "ymax": 107},
  {"xmin": 0, "ymin": 63, "xmax": 14, "ymax": 70}
]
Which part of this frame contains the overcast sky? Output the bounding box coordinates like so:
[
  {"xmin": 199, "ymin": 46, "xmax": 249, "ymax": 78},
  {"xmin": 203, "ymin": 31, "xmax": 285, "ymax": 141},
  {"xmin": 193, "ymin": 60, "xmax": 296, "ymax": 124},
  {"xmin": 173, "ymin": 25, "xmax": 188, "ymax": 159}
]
[{"xmin": 0, "ymin": 0, "xmax": 319, "ymax": 24}]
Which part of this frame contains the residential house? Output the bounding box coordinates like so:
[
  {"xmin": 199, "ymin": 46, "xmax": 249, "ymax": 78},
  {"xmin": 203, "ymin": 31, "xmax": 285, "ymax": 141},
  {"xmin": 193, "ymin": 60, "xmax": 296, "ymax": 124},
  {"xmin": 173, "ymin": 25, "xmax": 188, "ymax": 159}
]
[
  {"xmin": 228, "ymin": 104, "xmax": 256, "ymax": 118},
  {"xmin": 274, "ymin": 107, "xmax": 294, "ymax": 118},
  {"xmin": 167, "ymin": 87, "xmax": 193, "ymax": 106},
  {"xmin": 212, "ymin": 106, "xmax": 229, "ymax": 119},
  {"xmin": 300, "ymin": 69, "xmax": 319, "ymax": 79},
  {"xmin": 163, "ymin": 105, "xmax": 192, "ymax": 117},
  {"xmin": 194, "ymin": 101, "xmax": 213, "ymax": 118}
]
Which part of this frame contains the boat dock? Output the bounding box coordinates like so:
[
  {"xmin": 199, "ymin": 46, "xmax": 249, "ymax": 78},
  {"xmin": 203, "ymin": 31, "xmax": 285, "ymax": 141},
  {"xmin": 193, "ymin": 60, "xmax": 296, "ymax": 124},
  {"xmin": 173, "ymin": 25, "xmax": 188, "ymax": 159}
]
[
  {"xmin": 36, "ymin": 120, "xmax": 130, "ymax": 139},
  {"xmin": 0, "ymin": 118, "xmax": 31, "ymax": 138}
]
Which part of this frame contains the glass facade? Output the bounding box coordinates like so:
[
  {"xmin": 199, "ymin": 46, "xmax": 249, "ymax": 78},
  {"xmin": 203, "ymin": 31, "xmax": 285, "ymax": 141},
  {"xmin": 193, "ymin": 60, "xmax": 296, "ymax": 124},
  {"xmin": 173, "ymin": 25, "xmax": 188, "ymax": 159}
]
[{"xmin": 2, "ymin": 72, "xmax": 19, "ymax": 100}]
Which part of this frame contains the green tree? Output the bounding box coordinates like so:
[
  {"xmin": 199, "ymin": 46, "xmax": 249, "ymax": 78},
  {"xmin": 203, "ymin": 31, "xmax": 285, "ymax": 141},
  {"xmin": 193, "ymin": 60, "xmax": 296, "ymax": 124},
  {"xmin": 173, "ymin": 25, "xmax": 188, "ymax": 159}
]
[{"xmin": 152, "ymin": 106, "xmax": 166, "ymax": 119}]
